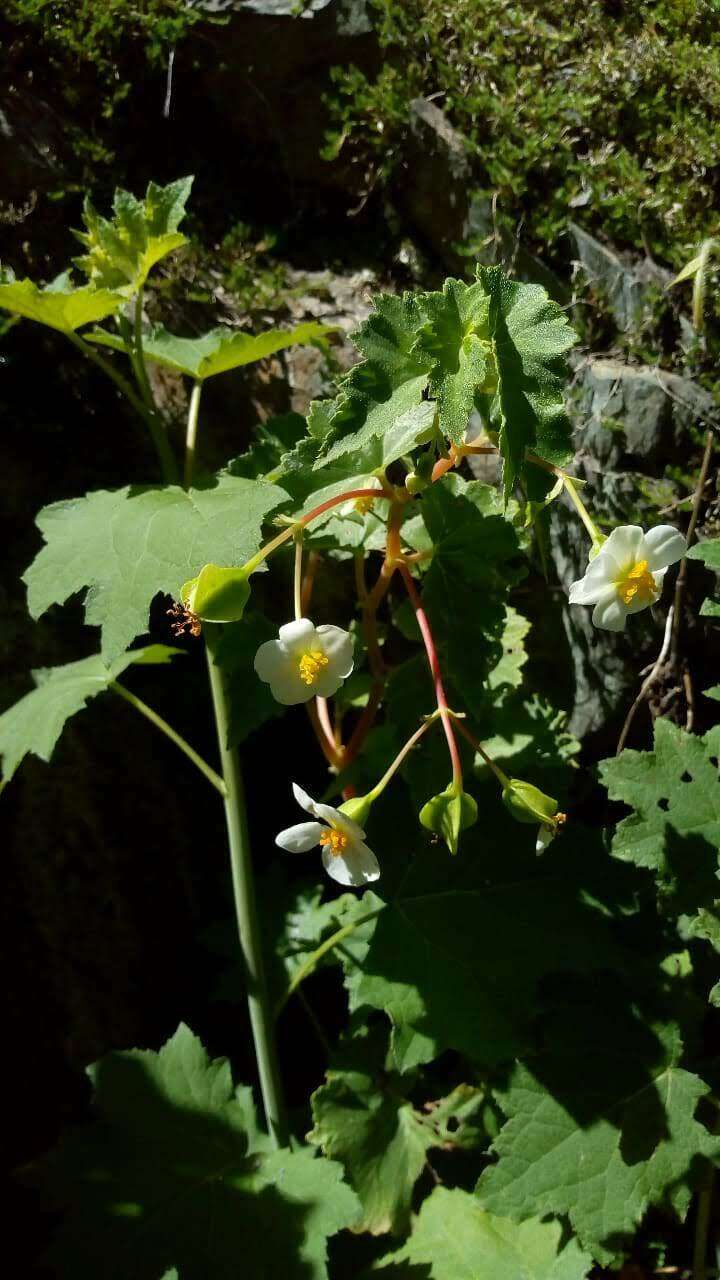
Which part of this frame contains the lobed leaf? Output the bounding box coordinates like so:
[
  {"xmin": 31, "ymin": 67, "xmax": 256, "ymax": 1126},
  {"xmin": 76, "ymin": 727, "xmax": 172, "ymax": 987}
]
[
  {"xmin": 23, "ymin": 475, "xmax": 288, "ymax": 661},
  {"xmin": 0, "ymin": 646, "xmax": 180, "ymax": 784},
  {"xmin": 89, "ymin": 320, "xmax": 336, "ymax": 380},
  {"xmin": 74, "ymin": 176, "xmax": 193, "ymax": 293},
  {"xmin": 0, "ymin": 275, "xmax": 124, "ymax": 333}
]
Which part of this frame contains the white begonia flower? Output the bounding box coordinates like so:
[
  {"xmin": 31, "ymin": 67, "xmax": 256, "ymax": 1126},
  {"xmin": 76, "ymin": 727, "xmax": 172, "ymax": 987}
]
[
  {"xmin": 253, "ymin": 618, "xmax": 354, "ymax": 705},
  {"xmin": 536, "ymin": 825, "xmax": 556, "ymax": 855},
  {"xmin": 568, "ymin": 524, "xmax": 686, "ymax": 632},
  {"xmin": 276, "ymin": 783, "xmax": 380, "ymax": 887}
]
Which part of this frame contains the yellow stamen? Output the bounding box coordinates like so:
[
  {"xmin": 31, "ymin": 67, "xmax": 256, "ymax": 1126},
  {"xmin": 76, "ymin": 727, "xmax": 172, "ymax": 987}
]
[
  {"xmin": 616, "ymin": 560, "xmax": 658, "ymax": 607},
  {"xmin": 298, "ymin": 649, "xmax": 329, "ymax": 685},
  {"xmin": 353, "ymin": 495, "xmax": 375, "ymax": 515},
  {"xmin": 319, "ymin": 828, "xmax": 348, "ymax": 857}
]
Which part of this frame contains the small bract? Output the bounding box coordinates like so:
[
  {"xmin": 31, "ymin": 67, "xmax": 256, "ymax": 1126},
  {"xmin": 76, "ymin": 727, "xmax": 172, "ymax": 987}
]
[
  {"xmin": 276, "ymin": 783, "xmax": 380, "ymax": 887},
  {"xmin": 254, "ymin": 618, "xmax": 354, "ymax": 705},
  {"xmin": 569, "ymin": 524, "xmax": 686, "ymax": 632}
]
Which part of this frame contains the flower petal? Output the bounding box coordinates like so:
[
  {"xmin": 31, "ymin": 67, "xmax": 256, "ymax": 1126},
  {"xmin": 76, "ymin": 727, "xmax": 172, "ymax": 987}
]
[
  {"xmin": 601, "ymin": 525, "xmax": 645, "ymax": 570},
  {"xmin": 278, "ymin": 618, "xmax": 318, "ymax": 655},
  {"xmin": 276, "ymin": 821, "xmax": 323, "ymax": 852},
  {"xmin": 316, "ymin": 625, "xmax": 355, "ymax": 678},
  {"xmin": 322, "ymin": 840, "xmax": 380, "ymax": 887},
  {"xmin": 292, "ymin": 782, "xmax": 319, "ymax": 816},
  {"xmin": 591, "ymin": 586, "xmax": 628, "ymax": 631},
  {"xmin": 643, "ymin": 525, "xmax": 687, "ymax": 572},
  {"xmin": 253, "ymin": 638, "xmax": 287, "ymax": 683}
]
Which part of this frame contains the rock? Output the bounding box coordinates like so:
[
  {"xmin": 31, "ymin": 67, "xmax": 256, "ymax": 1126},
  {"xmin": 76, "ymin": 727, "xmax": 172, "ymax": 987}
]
[
  {"xmin": 569, "ymin": 223, "xmax": 672, "ymax": 332},
  {"xmin": 550, "ymin": 358, "xmax": 718, "ymax": 742},
  {"xmin": 396, "ymin": 98, "xmax": 566, "ymax": 299},
  {"xmin": 283, "ymin": 266, "xmax": 376, "ymax": 412}
]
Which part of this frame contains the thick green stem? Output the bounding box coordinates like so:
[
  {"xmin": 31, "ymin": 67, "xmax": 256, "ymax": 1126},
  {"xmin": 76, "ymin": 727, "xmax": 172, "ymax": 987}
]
[
  {"xmin": 133, "ymin": 288, "xmax": 156, "ymax": 412},
  {"xmin": 205, "ymin": 626, "xmax": 288, "ymax": 1148},
  {"xmin": 693, "ymin": 1163, "xmax": 716, "ymax": 1280},
  {"xmin": 184, "ymin": 381, "xmax": 203, "ymax": 489},
  {"xmin": 563, "ymin": 476, "xmax": 603, "ymax": 548},
  {"xmin": 67, "ymin": 330, "xmax": 179, "ymax": 482},
  {"xmin": 111, "ymin": 680, "xmax": 225, "ymax": 795}
]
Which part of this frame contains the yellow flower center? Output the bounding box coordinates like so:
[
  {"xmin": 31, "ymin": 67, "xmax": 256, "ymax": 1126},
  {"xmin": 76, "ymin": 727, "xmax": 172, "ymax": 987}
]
[
  {"xmin": 319, "ymin": 827, "xmax": 348, "ymax": 857},
  {"xmin": 298, "ymin": 649, "xmax": 329, "ymax": 685},
  {"xmin": 616, "ymin": 559, "xmax": 658, "ymax": 607}
]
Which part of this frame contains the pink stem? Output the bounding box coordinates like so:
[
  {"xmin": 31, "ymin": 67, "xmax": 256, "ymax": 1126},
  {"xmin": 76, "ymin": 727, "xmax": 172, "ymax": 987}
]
[{"xmin": 399, "ymin": 563, "xmax": 463, "ymax": 788}]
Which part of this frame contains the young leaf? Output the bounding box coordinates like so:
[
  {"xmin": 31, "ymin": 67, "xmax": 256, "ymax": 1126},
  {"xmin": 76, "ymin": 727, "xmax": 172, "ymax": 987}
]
[
  {"xmin": 309, "ymin": 292, "xmax": 432, "ymax": 470},
  {"xmin": 74, "ymin": 177, "xmax": 193, "ymax": 293},
  {"xmin": 40, "ymin": 1024, "xmax": 359, "ymax": 1280},
  {"xmin": 414, "ymin": 276, "xmax": 492, "ymax": 444},
  {"xmin": 481, "ymin": 266, "xmax": 577, "ymax": 499},
  {"xmin": 373, "ymin": 1186, "xmax": 593, "ymax": 1278},
  {"xmin": 0, "ymin": 276, "xmax": 124, "ymax": 333},
  {"xmin": 308, "ymin": 1031, "xmax": 437, "ymax": 1235},
  {"xmin": 24, "ymin": 475, "xmax": 288, "ymax": 661},
  {"xmin": 89, "ymin": 320, "xmax": 336, "ymax": 380},
  {"xmin": 476, "ymin": 996, "xmax": 720, "ymax": 1263},
  {"xmin": 0, "ymin": 646, "xmax": 180, "ymax": 784}
]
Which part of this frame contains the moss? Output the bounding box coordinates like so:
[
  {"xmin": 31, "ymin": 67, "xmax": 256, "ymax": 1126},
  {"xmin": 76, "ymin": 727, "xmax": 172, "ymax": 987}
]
[{"xmin": 325, "ymin": 0, "xmax": 720, "ymax": 270}]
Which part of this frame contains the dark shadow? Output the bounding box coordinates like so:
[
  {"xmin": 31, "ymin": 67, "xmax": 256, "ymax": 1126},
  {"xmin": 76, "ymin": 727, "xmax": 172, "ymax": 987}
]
[
  {"xmin": 35, "ymin": 1050, "xmax": 325, "ymax": 1280},
  {"xmin": 661, "ymin": 826, "xmax": 719, "ymax": 920}
]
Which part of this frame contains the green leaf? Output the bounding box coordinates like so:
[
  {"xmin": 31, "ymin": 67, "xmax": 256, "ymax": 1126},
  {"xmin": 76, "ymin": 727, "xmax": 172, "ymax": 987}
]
[
  {"xmin": 309, "ymin": 292, "xmax": 432, "ymax": 470},
  {"xmin": 23, "ymin": 475, "xmax": 288, "ymax": 661},
  {"xmin": 341, "ymin": 820, "xmax": 626, "ymax": 1072},
  {"xmin": 0, "ymin": 276, "xmax": 124, "ymax": 333},
  {"xmin": 74, "ymin": 177, "xmax": 193, "ymax": 293},
  {"xmin": 414, "ymin": 277, "xmax": 492, "ymax": 444},
  {"xmin": 476, "ymin": 996, "xmax": 719, "ymax": 1262},
  {"xmin": 40, "ymin": 1023, "xmax": 359, "ymax": 1280},
  {"xmin": 420, "ymin": 474, "xmax": 524, "ymax": 717},
  {"xmin": 481, "ymin": 266, "xmax": 577, "ymax": 499},
  {"xmin": 308, "ymin": 1031, "xmax": 437, "ymax": 1235},
  {"xmin": 373, "ymin": 1186, "xmax": 593, "ymax": 1278},
  {"xmin": 89, "ymin": 320, "xmax": 336, "ymax": 380},
  {"xmin": 599, "ymin": 719, "xmax": 720, "ymax": 920},
  {"xmin": 487, "ymin": 607, "xmax": 531, "ymax": 692},
  {"xmin": 419, "ymin": 782, "xmax": 478, "ymax": 855},
  {"xmin": 180, "ymin": 564, "xmax": 251, "ymax": 623},
  {"xmin": 0, "ymin": 645, "xmax": 180, "ymax": 784},
  {"xmin": 688, "ymin": 537, "xmax": 720, "ymax": 616}
]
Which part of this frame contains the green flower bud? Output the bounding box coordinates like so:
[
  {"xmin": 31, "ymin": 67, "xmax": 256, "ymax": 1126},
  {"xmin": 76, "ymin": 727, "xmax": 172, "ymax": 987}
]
[
  {"xmin": 419, "ymin": 782, "xmax": 478, "ymax": 856},
  {"xmin": 338, "ymin": 793, "xmax": 375, "ymax": 828},
  {"xmin": 502, "ymin": 778, "xmax": 560, "ymax": 827},
  {"xmin": 180, "ymin": 563, "xmax": 251, "ymax": 624}
]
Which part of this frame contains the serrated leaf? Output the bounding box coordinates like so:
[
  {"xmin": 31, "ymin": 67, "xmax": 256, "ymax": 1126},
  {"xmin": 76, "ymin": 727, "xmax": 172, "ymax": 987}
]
[
  {"xmin": 477, "ymin": 995, "xmax": 719, "ymax": 1262},
  {"xmin": 488, "ymin": 607, "xmax": 531, "ymax": 692},
  {"xmin": 597, "ymin": 721, "xmax": 717, "ymax": 890},
  {"xmin": 74, "ymin": 177, "xmax": 193, "ymax": 293},
  {"xmin": 308, "ymin": 1031, "xmax": 436, "ymax": 1235},
  {"xmin": 688, "ymin": 537, "xmax": 720, "ymax": 617},
  {"xmin": 0, "ymin": 645, "xmax": 180, "ymax": 784},
  {"xmin": 373, "ymin": 1186, "xmax": 593, "ymax": 1278},
  {"xmin": 309, "ymin": 292, "xmax": 432, "ymax": 470},
  {"xmin": 414, "ymin": 277, "xmax": 492, "ymax": 444},
  {"xmin": 481, "ymin": 266, "xmax": 577, "ymax": 499},
  {"xmin": 0, "ymin": 277, "xmax": 124, "ymax": 333},
  {"xmin": 89, "ymin": 320, "xmax": 335, "ymax": 380},
  {"xmin": 40, "ymin": 1023, "xmax": 359, "ymax": 1280},
  {"xmin": 341, "ymin": 818, "xmax": 626, "ymax": 1072},
  {"xmin": 420, "ymin": 474, "xmax": 524, "ymax": 717},
  {"xmin": 24, "ymin": 475, "xmax": 288, "ymax": 661}
]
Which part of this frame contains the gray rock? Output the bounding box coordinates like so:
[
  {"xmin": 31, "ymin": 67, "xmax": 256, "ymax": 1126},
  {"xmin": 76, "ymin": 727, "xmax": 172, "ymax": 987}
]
[
  {"xmin": 283, "ymin": 266, "xmax": 375, "ymax": 412},
  {"xmin": 569, "ymin": 223, "xmax": 672, "ymax": 332}
]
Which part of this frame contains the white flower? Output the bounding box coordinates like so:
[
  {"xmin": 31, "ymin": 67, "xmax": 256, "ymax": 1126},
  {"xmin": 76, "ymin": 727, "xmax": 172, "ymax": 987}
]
[
  {"xmin": 568, "ymin": 524, "xmax": 686, "ymax": 632},
  {"xmin": 254, "ymin": 618, "xmax": 354, "ymax": 705},
  {"xmin": 276, "ymin": 783, "xmax": 380, "ymax": 887},
  {"xmin": 536, "ymin": 825, "xmax": 555, "ymax": 855}
]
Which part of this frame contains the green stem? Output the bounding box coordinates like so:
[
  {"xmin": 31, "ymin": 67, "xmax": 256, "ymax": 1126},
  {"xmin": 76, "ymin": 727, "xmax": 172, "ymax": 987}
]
[
  {"xmin": 111, "ymin": 680, "xmax": 226, "ymax": 795},
  {"xmin": 276, "ymin": 906, "xmax": 384, "ymax": 1016},
  {"xmin": 205, "ymin": 626, "xmax": 288, "ymax": 1148},
  {"xmin": 67, "ymin": 330, "xmax": 179, "ymax": 483},
  {"xmin": 366, "ymin": 714, "xmax": 439, "ymax": 802},
  {"xmin": 563, "ymin": 476, "xmax": 603, "ymax": 547},
  {"xmin": 184, "ymin": 380, "xmax": 203, "ymax": 489},
  {"xmin": 133, "ymin": 288, "xmax": 155, "ymax": 411},
  {"xmin": 693, "ymin": 1163, "xmax": 716, "ymax": 1280}
]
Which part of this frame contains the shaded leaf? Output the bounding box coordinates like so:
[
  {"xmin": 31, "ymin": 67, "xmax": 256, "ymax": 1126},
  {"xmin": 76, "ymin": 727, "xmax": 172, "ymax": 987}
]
[
  {"xmin": 40, "ymin": 1024, "xmax": 359, "ymax": 1280},
  {"xmin": 0, "ymin": 646, "xmax": 180, "ymax": 784}
]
